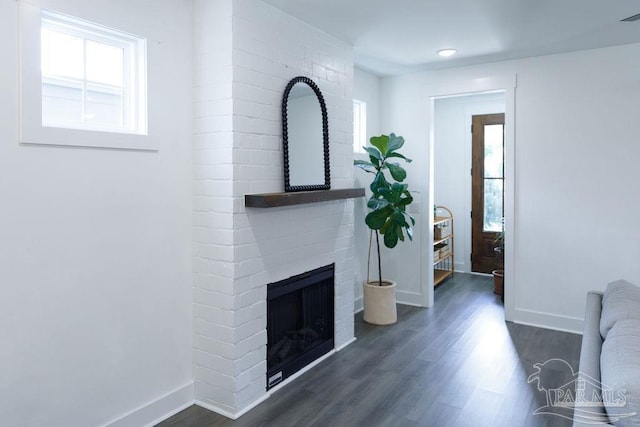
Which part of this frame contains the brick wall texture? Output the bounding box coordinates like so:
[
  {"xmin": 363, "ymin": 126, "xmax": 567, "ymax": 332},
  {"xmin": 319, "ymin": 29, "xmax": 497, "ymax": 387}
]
[{"xmin": 192, "ymin": 0, "xmax": 355, "ymax": 416}]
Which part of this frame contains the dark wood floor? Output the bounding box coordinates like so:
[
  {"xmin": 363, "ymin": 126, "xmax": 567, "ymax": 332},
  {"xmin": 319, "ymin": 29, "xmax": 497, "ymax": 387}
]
[{"xmin": 159, "ymin": 273, "xmax": 582, "ymax": 427}]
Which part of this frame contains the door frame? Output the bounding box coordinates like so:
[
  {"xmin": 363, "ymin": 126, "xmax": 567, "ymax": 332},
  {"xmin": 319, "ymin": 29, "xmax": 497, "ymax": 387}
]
[{"xmin": 419, "ymin": 75, "xmax": 517, "ymax": 321}]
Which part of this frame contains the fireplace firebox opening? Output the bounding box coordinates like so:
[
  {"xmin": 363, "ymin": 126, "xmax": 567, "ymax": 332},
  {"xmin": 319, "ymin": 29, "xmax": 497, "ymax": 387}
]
[{"xmin": 266, "ymin": 263, "xmax": 334, "ymax": 389}]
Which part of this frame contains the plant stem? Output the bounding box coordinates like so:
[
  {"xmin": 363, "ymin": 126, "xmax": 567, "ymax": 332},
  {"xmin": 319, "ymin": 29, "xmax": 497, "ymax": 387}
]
[
  {"xmin": 366, "ymin": 230, "xmax": 372, "ymax": 284},
  {"xmin": 375, "ymin": 230, "xmax": 382, "ymax": 286}
]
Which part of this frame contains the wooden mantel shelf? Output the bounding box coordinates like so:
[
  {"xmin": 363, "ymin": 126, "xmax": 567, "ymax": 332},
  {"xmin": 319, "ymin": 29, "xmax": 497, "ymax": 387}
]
[{"xmin": 245, "ymin": 188, "xmax": 365, "ymax": 208}]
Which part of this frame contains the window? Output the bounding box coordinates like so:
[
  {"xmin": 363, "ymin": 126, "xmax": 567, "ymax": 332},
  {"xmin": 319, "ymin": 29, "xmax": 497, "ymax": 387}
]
[
  {"xmin": 40, "ymin": 10, "xmax": 146, "ymax": 134},
  {"xmin": 19, "ymin": 3, "xmax": 150, "ymax": 150},
  {"xmin": 353, "ymin": 99, "xmax": 367, "ymax": 153},
  {"xmin": 482, "ymin": 123, "xmax": 504, "ymax": 232}
]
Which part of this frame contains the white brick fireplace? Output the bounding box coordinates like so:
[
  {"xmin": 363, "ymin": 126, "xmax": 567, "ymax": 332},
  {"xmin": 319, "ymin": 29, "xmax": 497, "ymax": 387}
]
[{"xmin": 192, "ymin": 0, "xmax": 356, "ymax": 418}]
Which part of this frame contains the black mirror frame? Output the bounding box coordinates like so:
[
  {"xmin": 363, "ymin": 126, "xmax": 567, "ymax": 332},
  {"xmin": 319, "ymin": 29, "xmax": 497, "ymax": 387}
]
[{"xmin": 282, "ymin": 76, "xmax": 330, "ymax": 192}]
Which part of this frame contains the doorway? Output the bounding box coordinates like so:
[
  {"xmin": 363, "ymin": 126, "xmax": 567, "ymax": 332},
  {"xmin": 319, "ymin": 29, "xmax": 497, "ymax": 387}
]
[
  {"xmin": 433, "ymin": 94, "xmax": 505, "ymax": 275},
  {"xmin": 422, "ymin": 74, "xmax": 516, "ymax": 321},
  {"xmin": 471, "ymin": 113, "xmax": 505, "ymax": 274}
]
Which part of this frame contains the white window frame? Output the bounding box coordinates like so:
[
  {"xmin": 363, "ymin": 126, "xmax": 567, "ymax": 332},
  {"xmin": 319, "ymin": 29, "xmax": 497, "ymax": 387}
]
[
  {"xmin": 19, "ymin": 2, "xmax": 151, "ymax": 150},
  {"xmin": 353, "ymin": 99, "xmax": 367, "ymax": 153}
]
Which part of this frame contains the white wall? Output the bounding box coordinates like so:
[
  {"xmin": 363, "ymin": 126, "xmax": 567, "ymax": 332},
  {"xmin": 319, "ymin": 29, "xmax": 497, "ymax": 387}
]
[
  {"xmin": 378, "ymin": 43, "xmax": 640, "ymax": 331},
  {"xmin": 434, "ymin": 93, "xmax": 505, "ymax": 273},
  {"xmin": 192, "ymin": 0, "xmax": 355, "ymax": 418},
  {"xmin": 353, "ymin": 68, "xmax": 381, "ymax": 311},
  {"xmin": 0, "ymin": 0, "xmax": 193, "ymax": 426},
  {"xmin": 354, "ymin": 68, "xmax": 381, "ymax": 141}
]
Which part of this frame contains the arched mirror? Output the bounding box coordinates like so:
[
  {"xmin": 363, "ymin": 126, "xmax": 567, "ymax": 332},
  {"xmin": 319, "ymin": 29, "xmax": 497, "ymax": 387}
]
[{"xmin": 282, "ymin": 76, "xmax": 330, "ymax": 192}]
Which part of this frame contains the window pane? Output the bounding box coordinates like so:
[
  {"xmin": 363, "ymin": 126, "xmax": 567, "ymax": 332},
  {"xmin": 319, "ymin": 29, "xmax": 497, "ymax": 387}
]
[
  {"xmin": 85, "ymin": 84, "xmax": 124, "ymax": 127},
  {"xmin": 484, "ymin": 179, "xmax": 503, "ymax": 232},
  {"xmin": 484, "ymin": 124, "xmax": 503, "ymax": 178},
  {"xmin": 353, "ymin": 100, "xmax": 366, "ymax": 153},
  {"xmin": 39, "ymin": 10, "xmax": 146, "ymax": 136},
  {"xmin": 42, "ymin": 80, "xmax": 83, "ymax": 127},
  {"xmin": 86, "ymin": 40, "xmax": 124, "ymax": 87},
  {"xmin": 353, "ymin": 101, "xmax": 360, "ymax": 152},
  {"xmin": 41, "ymin": 28, "xmax": 84, "ymax": 79}
]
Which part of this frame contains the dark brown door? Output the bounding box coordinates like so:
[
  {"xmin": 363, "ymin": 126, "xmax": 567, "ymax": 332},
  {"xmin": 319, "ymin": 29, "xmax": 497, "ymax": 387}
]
[{"xmin": 471, "ymin": 113, "xmax": 505, "ymax": 273}]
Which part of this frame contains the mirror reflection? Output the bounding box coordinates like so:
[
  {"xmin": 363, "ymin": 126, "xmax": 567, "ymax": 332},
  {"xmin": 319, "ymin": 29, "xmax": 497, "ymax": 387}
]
[
  {"xmin": 287, "ymin": 85, "xmax": 323, "ymax": 187},
  {"xmin": 282, "ymin": 76, "xmax": 330, "ymax": 192}
]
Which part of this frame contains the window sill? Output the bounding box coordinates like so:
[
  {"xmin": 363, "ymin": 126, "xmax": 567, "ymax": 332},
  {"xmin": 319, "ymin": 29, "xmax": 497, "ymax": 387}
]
[{"xmin": 20, "ymin": 125, "xmax": 155, "ymax": 151}]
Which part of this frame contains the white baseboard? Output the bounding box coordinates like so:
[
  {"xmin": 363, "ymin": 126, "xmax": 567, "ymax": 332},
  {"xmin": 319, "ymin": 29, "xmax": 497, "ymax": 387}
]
[
  {"xmin": 357, "ymin": 292, "xmax": 424, "ymax": 310},
  {"xmin": 396, "ymin": 290, "xmax": 423, "ymax": 307},
  {"xmin": 470, "ymin": 271, "xmax": 492, "ymax": 277},
  {"xmin": 196, "ymin": 391, "xmax": 271, "ymax": 421},
  {"xmin": 354, "ymin": 296, "xmax": 363, "ymax": 313},
  {"xmin": 396, "ymin": 300, "xmax": 424, "ymax": 308},
  {"xmin": 196, "ymin": 399, "xmax": 240, "ymax": 421},
  {"xmin": 104, "ymin": 381, "xmax": 195, "ymax": 427},
  {"xmin": 512, "ymin": 308, "xmax": 583, "ymax": 335},
  {"xmin": 195, "ymin": 337, "xmax": 358, "ymax": 421},
  {"xmin": 266, "ymin": 349, "xmax": 336, "ymax": 395},
  {"xmin": 335, "ymin": 336, "xmax": 357, "ymax": 352}
]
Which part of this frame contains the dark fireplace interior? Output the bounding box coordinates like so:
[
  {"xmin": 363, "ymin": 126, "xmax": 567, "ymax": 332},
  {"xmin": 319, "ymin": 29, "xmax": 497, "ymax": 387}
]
[{"xmin": 266, "ymin": 263, "xmax": 334, "ymax": 389}]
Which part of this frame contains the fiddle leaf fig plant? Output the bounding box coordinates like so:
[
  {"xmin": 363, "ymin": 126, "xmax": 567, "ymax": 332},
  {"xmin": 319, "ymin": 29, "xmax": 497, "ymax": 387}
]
[{"xmin": 354, "ymin": 133, "xmax": 415, "ymax": 285}]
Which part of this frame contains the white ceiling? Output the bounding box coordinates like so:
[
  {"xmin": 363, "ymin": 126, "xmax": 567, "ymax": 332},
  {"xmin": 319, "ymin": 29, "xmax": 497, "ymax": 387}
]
[{"xmin": 263, "ymin": 0, "xmax": 640, "ymax": 76}]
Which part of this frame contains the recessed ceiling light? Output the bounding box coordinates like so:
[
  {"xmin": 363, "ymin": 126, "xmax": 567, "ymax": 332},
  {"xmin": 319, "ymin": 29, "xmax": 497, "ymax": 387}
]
[{"xmin": 437, "ymin": 48, "xmax": 457, "ymax": 57}]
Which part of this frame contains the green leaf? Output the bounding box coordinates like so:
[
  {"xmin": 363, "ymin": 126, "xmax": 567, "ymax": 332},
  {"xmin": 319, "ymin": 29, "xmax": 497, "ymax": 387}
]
[
  {"xmin": 383, "ymin": 226, "xmax": 399, "ymax": 248},
  {"xmin": 392, "ymin": 210, "xmax": 405, "ymax": 224},
  {"xmin": 387, "ymin": 133, "xmax": 405, "ymax": 153},
  {"xmin": 378, "ymin": 186, "xmax": 393, "ymax": 202},
  {"xmin": 387, "ymin": 152, "xmax": 412, "ymax": 163},
  {"xmin": 369, "ymin": 135, "xmax": 389, "ymax": 156},
  {"xmin": 354, "ymin": 159, "xmax": 372, "ymax": 167},
  {"xmin": 364, "ymin": 146, "xmax": 382, "ymax": 161},
  {"xmin": 386, "ymin": 163, "xmax": 407, "ymax": 182},
  {"xmin": 398, "ymin": 191, "xmax": 413, "ymax": 207},
  {"xmin": 354, "ymin": 160, "xmax": 376, "ymax": 173},
  {"xmin": 392, "ymin": 182, "xmax": 408, "ymax": 191},
  {"xmin": 370, "ymin": 172, "xmax": 388, "ymax": 196},
  {"xmin": 390, "ymin": 183, "xmax": 408, "ymax": 202},
  {"xmin": 369, "ymin": 155, "xmax": 380, "ymax": 168},
  {"xmin": 380, "ymin": 217, "xmax": 392, "ymax": 234},
  {"xmin": 367, "ymin": 197, "xmax": 390, "ymax": 210},
  {"xmin": 365, "ymin": 207, "xmax": 392, "ymax": 230},
  {"xmin": 389, "ymin": 211, "xmax": 406, "ymax": 244},
  {"xmin": 406, "ymin": 223, "xmax": 414, "ymax": 240}
]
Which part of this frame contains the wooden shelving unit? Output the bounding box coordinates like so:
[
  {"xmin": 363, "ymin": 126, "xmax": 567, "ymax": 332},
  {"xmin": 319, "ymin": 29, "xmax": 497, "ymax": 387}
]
[{"xmin": 434, "ymin": 205, "xmax": 454, "ymax": 286}]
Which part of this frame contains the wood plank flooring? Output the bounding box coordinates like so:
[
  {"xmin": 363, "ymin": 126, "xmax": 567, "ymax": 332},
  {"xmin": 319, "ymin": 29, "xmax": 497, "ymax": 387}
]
[{"xmin": 159, "ymin": 273, "xmax": 582, "ymax": 427}]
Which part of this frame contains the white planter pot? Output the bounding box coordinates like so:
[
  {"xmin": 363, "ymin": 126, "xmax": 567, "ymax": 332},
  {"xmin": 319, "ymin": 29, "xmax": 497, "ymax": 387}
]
[{"xmin": 363, "ymin": 280, "xmax": 397, "ymax": 325}]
